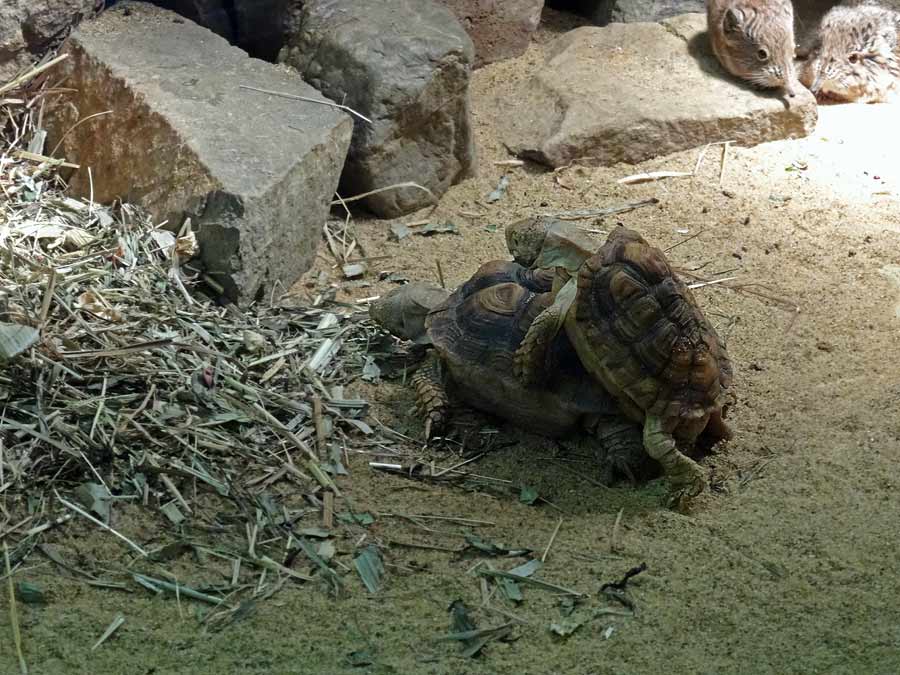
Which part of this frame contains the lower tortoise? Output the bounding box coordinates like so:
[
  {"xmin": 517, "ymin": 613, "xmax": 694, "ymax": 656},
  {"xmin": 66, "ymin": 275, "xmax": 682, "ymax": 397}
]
[{"xmin": 369, "ymin": 259, "xmax": 658, "ymax": 485}]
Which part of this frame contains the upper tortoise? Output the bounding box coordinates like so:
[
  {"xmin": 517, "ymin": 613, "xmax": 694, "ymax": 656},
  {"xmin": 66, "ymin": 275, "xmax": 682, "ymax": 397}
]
[{"xmin": 509, "ymin": 222, "xmax": 734, "ymax": 506}]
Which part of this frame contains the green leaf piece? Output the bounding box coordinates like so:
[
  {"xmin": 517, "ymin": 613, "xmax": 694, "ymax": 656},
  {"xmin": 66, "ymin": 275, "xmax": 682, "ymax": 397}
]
[{"xmin": 353, "ymin": 545, "xmax": 384, "ymax": 594}]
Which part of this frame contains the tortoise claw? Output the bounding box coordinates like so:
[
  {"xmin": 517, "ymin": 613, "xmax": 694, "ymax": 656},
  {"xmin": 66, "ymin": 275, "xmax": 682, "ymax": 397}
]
[{"xmin": 664, "ymin": 464, "xmax": 707, "ymax": 510}]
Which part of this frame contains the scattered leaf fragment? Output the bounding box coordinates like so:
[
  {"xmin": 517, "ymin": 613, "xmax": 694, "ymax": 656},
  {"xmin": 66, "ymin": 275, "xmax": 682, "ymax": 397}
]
[
  {"xmin": 74, "ymin": 482, "xmax": 112, "ymax": 522},
  {"xmin": 342, "ymin": 263, "xmax": 367, "ymax": 279},
  {"xmin": 519, "ymin": 485, "xmax": 539, "ymax": 505},
  {"xmin": 507, "ymin": 559, "xmax": 543, "ymax": 578},
  {"xmin": 361, "ymin": 356, "xmax": 381, "ymax": 382},
  {"xmin": 16, "ymin": 581, "xmax": 46, "ymax": 604},
  {"xmin": 497, "ymin": 577, "xmax": 523, "ymax": 604},
  {"xmin": 464, "ymin": 535, "xmax": 531, "ymax": 558},
  {"xmin": 417, "ymin": 222, "xmax": 459, "ymax": 237},
  {"xmin": 160, "ymin": 501, "xmax": 185, "ymax": 525},
  {"xmin": 337, "ymin": 511, "xmax": 375, "ymax": 526},
  {"xmin": 485, "ymin": 175, "xmax": 510, "ymax": 203},
  {"xmin": 550, "ymin": 614, "xmax": 589, "ymax": 637},
  {"xmin": 617, "ymin": 170, "xmax": 692, "ymax": 185},
  {"xmin": 91, "ymin": 613, "xmax": 126, "ymax": 651},
  {"xmin": 297, "ymin": 527, "xmax": 332, "ymax": 539},
  {"xmin": 0, "ymin": 323, "xmax": 39, "ymax": 361},
  {"xmin": 354, "ymin": 545, "xmax": 384, "ymax": 593},
  {"xmin": 390, "ymin": 223, "xmax": 412, "ymax": 241}
]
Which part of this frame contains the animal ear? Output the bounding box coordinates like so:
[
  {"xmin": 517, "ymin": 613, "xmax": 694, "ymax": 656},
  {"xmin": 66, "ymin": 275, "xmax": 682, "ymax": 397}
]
[{"xmin": 723, "ymin": 8, "xmax": 743, "ymax": 34}]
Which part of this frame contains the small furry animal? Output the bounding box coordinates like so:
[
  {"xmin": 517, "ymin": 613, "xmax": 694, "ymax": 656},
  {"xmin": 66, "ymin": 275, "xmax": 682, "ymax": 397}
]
[
  {"xmin": 798, "ymin": 3, "xmax": 900, "ymax": 103},
  {"xmin": 707, "ymin": 0, "xmax": 801, "ymax": 96}
]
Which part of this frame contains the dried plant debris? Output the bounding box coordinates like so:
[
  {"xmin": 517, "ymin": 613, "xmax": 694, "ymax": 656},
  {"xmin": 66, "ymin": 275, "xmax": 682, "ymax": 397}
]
[
  {"xmin": 600, "ymin": 562, "xmax": 648, "ymax": 610},
  {"xmin": 0, "ymin": 60, "xmax": 410, "ymax": 613},
  {"xmin": 440, "ymin": 600, "xmax": 513, "ymax": 658},
  {"xmin": 485, "ymin": 175, "xmax": 510, "ymax": 204},
  {"xmin": 463, "ymin": 535, "xmax": 531, "ymax": 558},
  {"xmin": 390, "ymin": 221, "xmax": 459, "ymax": 241},
  {"xmin": 353, "ymin": 545, "xmax": 385, "ymax": 594}
]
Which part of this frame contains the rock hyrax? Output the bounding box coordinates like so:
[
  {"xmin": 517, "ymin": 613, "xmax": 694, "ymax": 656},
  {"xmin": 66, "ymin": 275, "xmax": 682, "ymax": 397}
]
[
  {"xmin": 707, "ymin": 0, "xmax": 800, "ymax": 96},
  {"xmin": 798, "ymin": 3, "xmax": 900, "ymax": 103}
]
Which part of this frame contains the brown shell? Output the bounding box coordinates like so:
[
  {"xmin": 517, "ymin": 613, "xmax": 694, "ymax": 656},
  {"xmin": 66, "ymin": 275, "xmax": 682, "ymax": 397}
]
[
  {"xmin": 425, "ymin": 260, "xmax": 622, "ymax": 435},
  {"xmin": 568, "ymin": 226, "xmax": 733, "ymax": 422},
  {"xmin": 426, "ymin": 260, "xmax": 556, "ymax": 371}
]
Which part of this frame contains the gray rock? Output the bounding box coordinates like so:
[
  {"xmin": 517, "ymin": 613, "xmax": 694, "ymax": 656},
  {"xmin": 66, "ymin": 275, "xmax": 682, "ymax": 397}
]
[
  {"xmin": 280, "ymin": 0, "xmax": 476, "ymax": 218},
  {"xmin": 613, "ymin": 0, "xmax": 704, "ymax": 23},
  {"xmin": 45, "ymin": 2, "xmax": 353, "ymax": 305},
  {"xmin": 503, "ymin": 15, "xmax": 818, "ymax": 168},
  {"xmin": 144, "ymin": 0, "xmax": 289, "ymax": 60},
  {"xmin": 437, "ymin": 0, "xmax": 545, "ymax": 66},
  {"xmin": 233, "ymin": 0, "xmax": 290, "ymax": 61},
  {"xmin": 576, "ymin": 0, "xmax": 704, "ymax": 24},
  {"xmin": 0, "ymin": 0, "xmax": 96, "ymax": 81},
  {"xmin": 144, "ymin": 1, "xmax": 235, "ymax": 42},
  {"xmin": 549, "ymin": 0, "xmax": 703, "ymax": 24}
]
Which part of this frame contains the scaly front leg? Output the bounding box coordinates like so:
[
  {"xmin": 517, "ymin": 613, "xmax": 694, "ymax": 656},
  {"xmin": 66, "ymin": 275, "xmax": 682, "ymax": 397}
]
[
  {"xmin": 643, "ymin": 415, "xmax": 707, "ymax": 509},
  {"xmin": 410, "ymin": 351, "xmax": 449, "ymax": 439},
  {"xmin": 586, "ymin": 416, "xmax": 656, "ymax": 486},
  {"xmin": 513, "ymin": 278, "xmax": 577, "ymax": 386}
]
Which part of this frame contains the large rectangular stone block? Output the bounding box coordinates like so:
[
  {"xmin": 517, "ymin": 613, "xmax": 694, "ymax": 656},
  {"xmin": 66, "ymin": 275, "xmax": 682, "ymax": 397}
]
[{"xmin": 46, "ymin": 2, "xmax": 353, "ymax": 304}]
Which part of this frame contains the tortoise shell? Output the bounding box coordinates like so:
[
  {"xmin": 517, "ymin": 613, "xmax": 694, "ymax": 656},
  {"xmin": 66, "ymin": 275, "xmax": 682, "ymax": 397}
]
[
  {"xmin": 567, "ymin": 226, "xmax": 733, "ymax": 424},
  {"xmin": 425, "ymin": 261, "xmax": 622, "ymax": 436}
]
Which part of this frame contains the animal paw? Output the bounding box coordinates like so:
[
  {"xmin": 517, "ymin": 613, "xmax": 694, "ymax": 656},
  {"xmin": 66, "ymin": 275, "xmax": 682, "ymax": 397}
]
[{"xmin": 664, "ymin": 464, "xmax": 707, "ymax": 510}]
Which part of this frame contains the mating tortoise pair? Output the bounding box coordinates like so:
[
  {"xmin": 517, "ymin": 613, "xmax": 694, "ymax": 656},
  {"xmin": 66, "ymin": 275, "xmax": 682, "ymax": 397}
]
[{"xmin": 370, "ymin": 220, "xmax": 733, "ymax": 506}]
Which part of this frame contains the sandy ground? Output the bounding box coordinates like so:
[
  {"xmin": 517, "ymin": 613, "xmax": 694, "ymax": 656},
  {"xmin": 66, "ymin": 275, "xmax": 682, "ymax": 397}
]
[{"xmin": 5, "ymin": 9, "xmax": 900, "ymax": 675}]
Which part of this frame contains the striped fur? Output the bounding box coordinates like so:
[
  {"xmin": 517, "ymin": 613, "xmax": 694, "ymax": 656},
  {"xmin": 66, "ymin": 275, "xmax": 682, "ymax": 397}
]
[
  {"xmin": 799, "ymin": 4, "xmax": 900, "ymax": 103},
  {"xmin": 707, "ymin": 0, "xmax": 800, "ymax": 95}
]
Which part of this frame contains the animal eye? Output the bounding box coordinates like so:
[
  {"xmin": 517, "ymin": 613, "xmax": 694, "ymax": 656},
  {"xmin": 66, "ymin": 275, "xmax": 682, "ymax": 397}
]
[
  {"xmin": 848, "ymin": 53, "xmax": 859, "ymax": 64},
  {"xmin": 756, "ymin": 48, "xmax": 769, "ymax": 61}
]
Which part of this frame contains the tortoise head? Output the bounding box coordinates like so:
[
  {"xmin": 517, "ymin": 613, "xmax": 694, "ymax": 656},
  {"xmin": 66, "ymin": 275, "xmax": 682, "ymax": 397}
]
[
  {"xmin": 369, "ymin": 283, "xmax": 450, "ymax": 344},
  {"xmin": 506, "ymin": 217, "xmax": 555, "ymax": 267}
]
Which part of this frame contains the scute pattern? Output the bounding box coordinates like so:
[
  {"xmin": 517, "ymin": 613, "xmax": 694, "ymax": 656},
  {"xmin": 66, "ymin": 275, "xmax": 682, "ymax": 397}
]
[{"xmin": 571, "ymin": 227, "xmax": 732, "ymax": 423}]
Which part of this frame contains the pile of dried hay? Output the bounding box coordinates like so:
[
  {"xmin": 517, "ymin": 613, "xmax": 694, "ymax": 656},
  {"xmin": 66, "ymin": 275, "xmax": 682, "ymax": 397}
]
[{"xmin": 0, "ymin": 55, "xmax": 400, "ymax": 613}]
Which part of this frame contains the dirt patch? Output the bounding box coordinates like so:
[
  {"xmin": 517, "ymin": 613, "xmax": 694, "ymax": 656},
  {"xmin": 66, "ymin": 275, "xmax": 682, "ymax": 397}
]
[{"xmin": 4, "ymin": 9, "xmax": 900, "ymax": 674}]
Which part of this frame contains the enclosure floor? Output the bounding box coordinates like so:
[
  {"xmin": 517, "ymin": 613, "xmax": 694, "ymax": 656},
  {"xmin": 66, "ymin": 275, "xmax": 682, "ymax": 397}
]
[{"xmin": 7, "ymin": 11, "xmax": 900, "ymax": 675}]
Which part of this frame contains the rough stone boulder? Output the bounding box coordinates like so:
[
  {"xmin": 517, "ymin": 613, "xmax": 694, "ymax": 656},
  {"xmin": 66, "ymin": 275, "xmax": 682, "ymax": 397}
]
[
  {"xmin": 146, "ymin": 0, "xmax": 288, "ymax": 61},
  {"xmin": 280, "ymin": 0, "xmax": 476, "ymax": 218},
  {"xmin": 437, "ymin": 0, "xmax": 545, "ymax": 66},
  {"xmin": 145, "ymin": 1, "xmax": 235, "ymax": 43},
  {"xmin": 0, "ymin": 0, "xmax": 96, "ymax": 82},
  {"xmin": 561, "ymin": 0, "xmax": 703, "ymax": 25},
  {"xmin": 46, "ymin": 2, "xmax": 353, "ymax": 304},
  {"xmin": 502, "ymin": 14, "xmax": 818, "ymax": 168}
]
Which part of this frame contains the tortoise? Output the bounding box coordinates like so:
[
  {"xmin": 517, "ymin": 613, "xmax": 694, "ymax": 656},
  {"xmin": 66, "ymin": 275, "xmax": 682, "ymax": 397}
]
[
  {"xmin": 369, "ymin": 259, "xmax": 657, "ymax": 485},
  {"xmin": 510, "ymin": 224, "xmax": 734, "ymax": 506}
]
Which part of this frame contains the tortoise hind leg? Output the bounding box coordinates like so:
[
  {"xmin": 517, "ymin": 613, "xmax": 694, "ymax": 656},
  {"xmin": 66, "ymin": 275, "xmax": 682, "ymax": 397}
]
[
  {"xmin": 411, "ymin": 351, "xmax": 449, "ymax": 439},
  {"xmin": 643, "ymin": 416, "xmax": 707, "ymax": 509},
  {"xmin": 513, "ymin": 279, "xmax": 578, "ymax": 385},
  {"xmin": 586, "ymin": 417, "xmax": 658, "ymax": 486}
]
